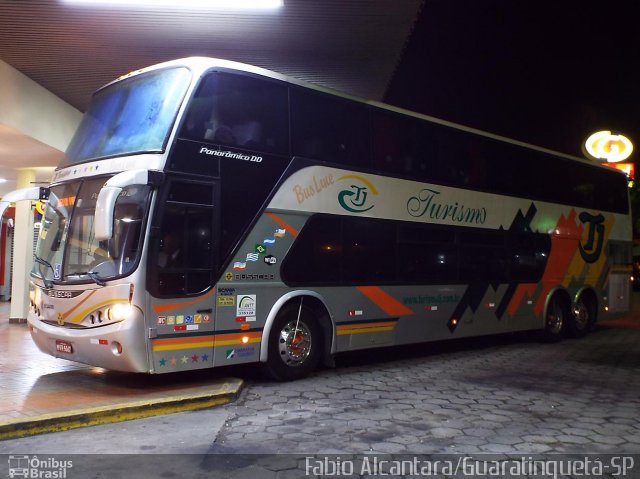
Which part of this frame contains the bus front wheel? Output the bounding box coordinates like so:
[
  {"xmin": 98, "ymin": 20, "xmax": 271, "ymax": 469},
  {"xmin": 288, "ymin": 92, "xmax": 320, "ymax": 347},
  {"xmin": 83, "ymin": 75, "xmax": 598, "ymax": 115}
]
[{"xmin": 262, "ymin": 302, "xmax": 322, "ymax": 381}]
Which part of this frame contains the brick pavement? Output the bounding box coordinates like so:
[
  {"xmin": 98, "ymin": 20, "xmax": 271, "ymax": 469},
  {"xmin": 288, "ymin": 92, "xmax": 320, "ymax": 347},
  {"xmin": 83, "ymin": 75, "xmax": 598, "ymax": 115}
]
[{"xmin": 211, "ymin": 315, "xmax": 640, "ymax": 455}]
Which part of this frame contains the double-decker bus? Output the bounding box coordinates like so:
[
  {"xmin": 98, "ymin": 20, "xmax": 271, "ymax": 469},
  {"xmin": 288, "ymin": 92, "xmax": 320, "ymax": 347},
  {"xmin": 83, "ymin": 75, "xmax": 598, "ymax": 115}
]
[{"xmin": 3, "ymin": 57, "xmax": 631, "ymax": 381}]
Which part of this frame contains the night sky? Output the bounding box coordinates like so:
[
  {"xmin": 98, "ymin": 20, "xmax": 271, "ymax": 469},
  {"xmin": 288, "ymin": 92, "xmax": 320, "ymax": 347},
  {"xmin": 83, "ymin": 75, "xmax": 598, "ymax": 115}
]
[{"xmin": 385, "ymin": 0, "xmax": 639, "ymax": 163}]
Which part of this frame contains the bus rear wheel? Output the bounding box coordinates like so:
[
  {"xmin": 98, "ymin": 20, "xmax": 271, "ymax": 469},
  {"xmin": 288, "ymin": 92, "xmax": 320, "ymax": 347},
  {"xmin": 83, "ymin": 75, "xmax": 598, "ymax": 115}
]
[
  {"xmin": 543, "ymin": 294, "xmax": 568, "ymax": 342},
  {"xmin": 262, "ymin": 302, "xmax": 322, "ymax": 381},
  {"xmin": 568, "ymin": 294, "xmax": 596, "ymax": 338}
]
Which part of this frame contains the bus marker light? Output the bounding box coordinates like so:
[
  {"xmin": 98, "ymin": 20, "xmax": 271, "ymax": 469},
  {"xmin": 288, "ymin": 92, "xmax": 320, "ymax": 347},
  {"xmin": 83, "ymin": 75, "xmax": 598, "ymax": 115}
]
[
  {"xmin": 235, "ymin": 316, "xmax": 246, "ymax": 322},
  {"xmin": 451, "ymin": 319, "xmax": 458, "ymax": 326},
  {"xmin": 99, "ymin": 339, "xmax": 108, "ymax": 345},
  {"xmin": 240, "ymin": 323, "xmax": 251, "ymax": 331},
  {"xmin": 241, "ymin": 336, "xmax": 250, "ymax": 344},
  {"xmin": 424, "ymin": 306, "xmax": 438, "ymax": 312}
]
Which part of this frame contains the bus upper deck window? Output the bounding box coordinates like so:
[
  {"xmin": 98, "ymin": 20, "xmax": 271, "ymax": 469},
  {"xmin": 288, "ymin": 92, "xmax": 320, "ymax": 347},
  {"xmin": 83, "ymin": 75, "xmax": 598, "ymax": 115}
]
[{"xmin": 180, "ymin": 72, "xmax": 288, "ymax": 155}]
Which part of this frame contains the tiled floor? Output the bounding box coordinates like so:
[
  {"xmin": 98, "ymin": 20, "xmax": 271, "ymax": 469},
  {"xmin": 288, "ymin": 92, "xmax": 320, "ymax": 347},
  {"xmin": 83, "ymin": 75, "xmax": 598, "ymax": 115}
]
[{"xmin": 0, "ymin": 301, "xmax": 240, "ymax": 434}]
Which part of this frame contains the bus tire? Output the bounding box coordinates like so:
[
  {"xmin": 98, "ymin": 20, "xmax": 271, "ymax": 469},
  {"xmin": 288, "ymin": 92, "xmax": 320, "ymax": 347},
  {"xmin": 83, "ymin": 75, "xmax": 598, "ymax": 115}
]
[
  {"xmin": 568, "ymin": 293, "xmax": 597, "ymax": 338},
  {"xmin": 542, "ymin": 293, "xmax": 568, "ymax": 342},
  {"xmin": 262, "ymin": 302, "xmax": 322, "ymax": 381}
]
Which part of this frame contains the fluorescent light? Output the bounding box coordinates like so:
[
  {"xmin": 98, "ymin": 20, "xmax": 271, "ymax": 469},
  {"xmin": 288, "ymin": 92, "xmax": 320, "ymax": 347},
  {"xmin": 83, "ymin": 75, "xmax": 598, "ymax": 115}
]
[{"xmin": 62, "ymin": 0, "xmax": 283, "ymax": 8}]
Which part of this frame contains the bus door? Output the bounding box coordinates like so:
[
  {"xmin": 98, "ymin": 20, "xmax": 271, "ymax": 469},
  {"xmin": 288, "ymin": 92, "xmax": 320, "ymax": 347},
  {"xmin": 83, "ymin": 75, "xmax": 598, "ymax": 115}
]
[{"xmin": 146, "ymin": 177, "xmax": 218, "ymax": 372}]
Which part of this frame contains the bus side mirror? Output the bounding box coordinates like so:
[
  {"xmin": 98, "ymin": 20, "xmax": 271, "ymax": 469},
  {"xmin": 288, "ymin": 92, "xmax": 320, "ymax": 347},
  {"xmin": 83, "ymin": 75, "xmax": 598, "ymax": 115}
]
[
  {"xmin": 94, "ymin": 169, "xmax": 163, "ymax": 241},
  {"xmin": 95, "ymin": 185, "xmax": 123, "ymax": 241}
]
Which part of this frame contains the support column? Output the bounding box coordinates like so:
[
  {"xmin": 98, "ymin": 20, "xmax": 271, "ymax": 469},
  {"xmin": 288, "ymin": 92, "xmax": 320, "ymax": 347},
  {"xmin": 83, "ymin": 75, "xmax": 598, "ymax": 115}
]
[{"xmin": 9, "ymin": 169, "xmax": 35, "ymax": 323}]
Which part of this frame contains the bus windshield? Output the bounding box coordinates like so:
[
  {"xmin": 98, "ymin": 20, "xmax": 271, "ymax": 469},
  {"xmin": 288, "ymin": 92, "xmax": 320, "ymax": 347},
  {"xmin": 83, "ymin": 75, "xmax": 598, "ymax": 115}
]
[
  {"xmin": 62, "ymin": 67, "xmax": 191, "ymax": 165},
  {"xmin": 34, "ymin": 178, "xmax": 151, "ymax": 284}
]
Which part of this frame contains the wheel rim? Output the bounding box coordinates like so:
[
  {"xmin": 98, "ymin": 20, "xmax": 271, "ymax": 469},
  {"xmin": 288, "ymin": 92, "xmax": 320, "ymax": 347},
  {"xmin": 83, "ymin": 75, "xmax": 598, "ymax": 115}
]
[
  {"xmin": 547, "ymin": 300, "xmax": 564, "ymax": 335},
  {"xmin": 277, "ymin": 319, "xmax": 312, "ymax": 367},
  {"xmin": 572, "ymin": 301, "xmax": 589, "ymax": 330}
]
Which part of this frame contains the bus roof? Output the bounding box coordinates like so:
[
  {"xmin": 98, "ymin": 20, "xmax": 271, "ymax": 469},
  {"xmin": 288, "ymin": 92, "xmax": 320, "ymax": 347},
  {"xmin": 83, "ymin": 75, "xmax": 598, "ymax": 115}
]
[{"xmin": 102, "ymin": 56, "xmax": 622, "ymax": 174}]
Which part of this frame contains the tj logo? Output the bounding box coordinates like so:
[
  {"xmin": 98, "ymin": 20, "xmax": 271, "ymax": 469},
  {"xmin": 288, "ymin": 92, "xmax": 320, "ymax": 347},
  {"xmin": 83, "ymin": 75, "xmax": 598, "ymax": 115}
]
[
  {"xmin": 337, "ymin": 175, "xmax": 377, "ymax": 213},
  {"xmin": 578, "ymin": 212, "xmax": 605, "ymax": 263}
]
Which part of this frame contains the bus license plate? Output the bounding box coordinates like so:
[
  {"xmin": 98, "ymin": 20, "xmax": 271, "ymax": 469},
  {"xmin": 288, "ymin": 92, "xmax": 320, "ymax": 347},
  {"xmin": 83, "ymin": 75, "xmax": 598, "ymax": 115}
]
[{"xmin": 55, "ymin": 340, "xmax": 73, "ymax": 354}]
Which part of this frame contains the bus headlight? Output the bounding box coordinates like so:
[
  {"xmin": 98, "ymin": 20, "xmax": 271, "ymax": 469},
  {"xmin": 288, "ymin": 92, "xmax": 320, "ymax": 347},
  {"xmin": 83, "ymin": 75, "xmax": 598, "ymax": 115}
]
[
  {"xmin": 107, "ymin": 303, "xmax": 133, "ymax": 322},
  {"xmin": 81, "ymin": 302, "xmax": 134, "ymax": 326}
]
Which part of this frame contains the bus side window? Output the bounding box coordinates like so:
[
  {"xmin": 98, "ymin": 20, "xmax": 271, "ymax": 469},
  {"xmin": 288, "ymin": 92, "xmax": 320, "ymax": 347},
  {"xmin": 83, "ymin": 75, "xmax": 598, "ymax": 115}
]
[
  {"xmin": 341, "ymin": 218, "xmax": 396, "ymax": 283},
  {"xmin": 458, "ymin": 230, "xmax": 508, "ymax": 283},
  {"xmin": 397, "ymin": 223, "xmax": 457, "ymax": 283},
  {"xmin": 280, "ymin": 215, "xmax": 342, "ymax": 285},
  {"xmin": 291, "ymin": 88, "xmax": 369, "ymax": 167},
  {"xmin": 179, "ymin": 72, "xmax": 288, "ymax": 155},
  {"xmin": 149, "ymin": 180, "xmax": 215, "ymax": 297},
  {"xmin": 509, "ymin": 232, "xmax": 549, "ymax": 282}
]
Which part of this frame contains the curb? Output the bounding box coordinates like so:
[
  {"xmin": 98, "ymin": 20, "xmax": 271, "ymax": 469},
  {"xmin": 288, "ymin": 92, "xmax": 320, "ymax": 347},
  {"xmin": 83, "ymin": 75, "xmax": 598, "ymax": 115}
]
[{"xmin": 0, "ymin": 378, "xmax": 243, "ymax": 440}]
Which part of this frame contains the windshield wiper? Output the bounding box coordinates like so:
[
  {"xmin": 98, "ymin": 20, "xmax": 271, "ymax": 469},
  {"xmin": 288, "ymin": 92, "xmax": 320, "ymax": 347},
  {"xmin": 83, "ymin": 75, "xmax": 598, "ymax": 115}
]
[
  {"xmin": 64, "ymin": 271, "xmax": 106, "ymax": 287},
  {"xmin": 33, "ymin": 254, "xmax": 54, "ymax": 289}
]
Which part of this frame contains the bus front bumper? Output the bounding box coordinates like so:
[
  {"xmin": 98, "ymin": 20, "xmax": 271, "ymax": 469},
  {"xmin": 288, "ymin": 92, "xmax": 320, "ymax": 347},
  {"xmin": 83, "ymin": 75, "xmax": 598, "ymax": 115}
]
[{"xmin": 27, "ymin": 309, "xmax": 150, "ymax": 373}]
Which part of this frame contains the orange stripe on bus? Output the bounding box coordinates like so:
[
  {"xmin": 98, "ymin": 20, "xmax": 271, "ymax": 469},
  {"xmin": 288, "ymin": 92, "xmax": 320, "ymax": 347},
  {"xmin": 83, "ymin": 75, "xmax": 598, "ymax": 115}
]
[
  {"xmin": 336, "ymin": 321, "xmax": 397, "ymax": 331},
  {"xmin": 356, "ymin": 286, "xmax": 414, "ymax": 316},
  {"xmin": 213, "ymin": 332, "xmax": 262, "ymax": 341},
  {"xmin": 153, "ymin": 331, "xmax": 262, "ymax": 346},
  {"xmin": 152, "ymin": 289, "xmax": 216, "ymax": 314},
  {"xmin": 153, "ymin": 336, "xmax": 214, "ymax": 346},
  {"xmin": 266, "ymin": 212, "xmax": 299, "ymax": 237}
]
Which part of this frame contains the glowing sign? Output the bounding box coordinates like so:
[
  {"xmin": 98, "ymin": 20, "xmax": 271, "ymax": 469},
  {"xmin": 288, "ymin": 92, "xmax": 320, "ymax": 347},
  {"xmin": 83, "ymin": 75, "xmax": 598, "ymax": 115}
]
[
  {"xmin": 601, "ymin": 161, "xmax": 635, "ymax": 181},
  {"xmin": 584, "ymin": 131, "xmax": 633, "ymax": 163}
]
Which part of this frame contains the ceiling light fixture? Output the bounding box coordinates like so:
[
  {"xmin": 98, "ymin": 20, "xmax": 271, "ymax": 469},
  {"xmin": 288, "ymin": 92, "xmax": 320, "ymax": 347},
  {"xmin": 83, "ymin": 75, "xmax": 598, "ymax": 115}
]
[{"xmin": 62, "ymin": 0, "xmax": 282, "ymax": 8}]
